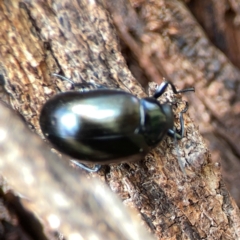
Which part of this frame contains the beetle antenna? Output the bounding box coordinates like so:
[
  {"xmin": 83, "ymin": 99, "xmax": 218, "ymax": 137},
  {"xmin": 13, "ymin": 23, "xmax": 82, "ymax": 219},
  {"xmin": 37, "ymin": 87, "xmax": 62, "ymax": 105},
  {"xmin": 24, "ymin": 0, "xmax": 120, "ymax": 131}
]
[{"xmin": 153, "ymin": 81, "xmax": 195, "ymax": 99}]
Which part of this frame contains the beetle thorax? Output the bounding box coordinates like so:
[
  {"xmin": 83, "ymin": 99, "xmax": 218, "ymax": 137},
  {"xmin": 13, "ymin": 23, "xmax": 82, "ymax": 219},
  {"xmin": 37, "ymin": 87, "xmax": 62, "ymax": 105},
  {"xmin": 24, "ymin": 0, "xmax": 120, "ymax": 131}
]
[{"xmin": 140, "ymin": 98, "xmax": 174, "ymax": 146}]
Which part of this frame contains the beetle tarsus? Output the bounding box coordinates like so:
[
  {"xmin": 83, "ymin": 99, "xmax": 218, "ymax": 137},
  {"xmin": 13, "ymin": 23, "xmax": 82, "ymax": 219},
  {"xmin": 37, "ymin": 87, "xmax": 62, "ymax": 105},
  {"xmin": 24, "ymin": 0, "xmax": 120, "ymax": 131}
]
[
  {"xmin": 173, "ymin": 129, "xmax": 186, "ymax": 174},
  {"xmin": 71, "ymin": 160, "xmax": 101, "ymax": 172},
  {"xmin": 167, "ymin": 101, "xmax": 189, "ymax": 140}
]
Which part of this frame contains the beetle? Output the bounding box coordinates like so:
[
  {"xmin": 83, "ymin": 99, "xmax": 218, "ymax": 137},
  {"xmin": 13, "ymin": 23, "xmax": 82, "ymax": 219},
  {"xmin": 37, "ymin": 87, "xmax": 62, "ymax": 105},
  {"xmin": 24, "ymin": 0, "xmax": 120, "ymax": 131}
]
[{"xmin": 40, "ymin": 74, "xmax": 194, "ymax": 172}]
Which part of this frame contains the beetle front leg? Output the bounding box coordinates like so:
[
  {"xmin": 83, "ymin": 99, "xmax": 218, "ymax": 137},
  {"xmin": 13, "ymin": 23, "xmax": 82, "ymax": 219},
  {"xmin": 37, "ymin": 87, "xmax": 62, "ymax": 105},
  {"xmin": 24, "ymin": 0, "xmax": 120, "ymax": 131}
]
[{"xmin": 167, "ymin": 102, "xmax": 189, "ymax": 140}]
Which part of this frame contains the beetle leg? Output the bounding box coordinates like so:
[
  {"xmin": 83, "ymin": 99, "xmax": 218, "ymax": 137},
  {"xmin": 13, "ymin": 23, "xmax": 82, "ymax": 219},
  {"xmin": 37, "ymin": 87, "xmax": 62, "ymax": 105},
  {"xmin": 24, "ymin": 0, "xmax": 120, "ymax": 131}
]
[
  {"xmin": 52, "ymin": 73, "xmax": 108, "ymax": 91},
  {"xmin": 173, "ymin": 126, "xmax": 186, "ymax": 174},
  {"xmin": 52, "ymin": 73, "xmax": 75, "ymax": 88},
  {"xmin": 74, "ymin": 82, "xmax": 107, "ymax": 91},
  {"xmin": 153, "ymin": 81, "xmax": 194, "ymax": 99},
  {"xmin": 71, "ymin": 160, "xmax": 101, "ymax": 172},
  {"xmin": 167, "ymin": 102, "xmax": 189, "ymax": 140}
]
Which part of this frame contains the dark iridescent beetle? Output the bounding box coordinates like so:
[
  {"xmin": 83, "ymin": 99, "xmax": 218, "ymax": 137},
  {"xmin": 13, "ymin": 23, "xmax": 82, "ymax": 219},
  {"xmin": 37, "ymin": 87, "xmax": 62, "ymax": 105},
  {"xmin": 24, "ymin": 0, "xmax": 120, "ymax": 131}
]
[{"xmin": 40, "ymin": 74, "xmax": 194, "ymax": 172}]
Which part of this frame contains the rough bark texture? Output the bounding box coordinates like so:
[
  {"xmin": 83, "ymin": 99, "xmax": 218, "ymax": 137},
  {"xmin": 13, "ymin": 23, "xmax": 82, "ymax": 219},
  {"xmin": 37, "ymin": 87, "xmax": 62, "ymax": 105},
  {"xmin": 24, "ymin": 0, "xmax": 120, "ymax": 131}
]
[
  {"xmin": 187, "ymin": 0, "xmax": 240, "ymax": 210},
  {"xmin": 0, "ymin": 0, "xmax": 239, "ymax": 240},
  {"xmin": 0, "ymin": 102, "xmax": 154, "ymax": 240}
]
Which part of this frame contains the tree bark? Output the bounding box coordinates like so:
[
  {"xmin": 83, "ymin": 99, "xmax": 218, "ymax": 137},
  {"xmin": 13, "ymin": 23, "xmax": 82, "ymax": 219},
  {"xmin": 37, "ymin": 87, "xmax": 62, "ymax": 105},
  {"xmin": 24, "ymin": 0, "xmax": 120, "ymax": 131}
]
[
  {"xmin": 187, "ymin": 0, "xmax": 240, "ymax": 207},
  {"xmin": 0, "ymin": 0, "xmax": 239, "ymax": 240}
]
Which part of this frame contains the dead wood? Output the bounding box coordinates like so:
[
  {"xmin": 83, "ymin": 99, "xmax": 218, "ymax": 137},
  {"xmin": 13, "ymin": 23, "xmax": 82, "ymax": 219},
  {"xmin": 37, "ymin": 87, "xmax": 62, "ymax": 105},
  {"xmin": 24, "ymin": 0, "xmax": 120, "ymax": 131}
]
[
  {"xmin": 0, "ymin": 100, "xmax": 154, "ymax": 240},
  {"xmin": 187, "ymin": 0, "xmax": 240, "ymax": 208},
  {"xmin": 0, "ymin": 0, "xmax": 239, "ymax": 240}
]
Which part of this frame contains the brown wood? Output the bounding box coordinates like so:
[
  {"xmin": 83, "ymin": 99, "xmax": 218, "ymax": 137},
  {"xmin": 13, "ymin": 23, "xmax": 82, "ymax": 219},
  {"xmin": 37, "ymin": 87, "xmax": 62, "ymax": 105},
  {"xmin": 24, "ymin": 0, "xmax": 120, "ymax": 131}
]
[
  {"xmin": 0, "ymin": 0, "xmax": 239, "ymax": 239},
  {"xmin": 0, "ymin": 101, "xmax": 154, "ymax": 240},
  {"xmin": 187, "ymin": 0, "xmax": 240, "ymax": 208}
]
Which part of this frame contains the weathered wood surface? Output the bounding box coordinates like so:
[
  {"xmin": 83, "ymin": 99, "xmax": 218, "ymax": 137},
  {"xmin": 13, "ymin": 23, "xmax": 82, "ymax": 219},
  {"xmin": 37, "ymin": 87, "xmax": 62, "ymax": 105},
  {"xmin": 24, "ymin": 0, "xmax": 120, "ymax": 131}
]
[
  {"xmin": 187, "ymin": 0, "xmax": 240, "ymax": 208},
  {"xmin": 0, "ymin": 0, "xmax": 239, "ymax": 239}
]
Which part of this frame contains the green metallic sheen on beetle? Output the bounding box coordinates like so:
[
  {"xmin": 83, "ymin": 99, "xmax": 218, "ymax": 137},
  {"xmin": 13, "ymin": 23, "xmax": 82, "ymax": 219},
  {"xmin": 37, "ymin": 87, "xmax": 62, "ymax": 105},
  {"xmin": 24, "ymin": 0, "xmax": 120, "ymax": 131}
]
[{"xmin": 40, "ymin": 89, "xmax": 174, "ymax": 163}]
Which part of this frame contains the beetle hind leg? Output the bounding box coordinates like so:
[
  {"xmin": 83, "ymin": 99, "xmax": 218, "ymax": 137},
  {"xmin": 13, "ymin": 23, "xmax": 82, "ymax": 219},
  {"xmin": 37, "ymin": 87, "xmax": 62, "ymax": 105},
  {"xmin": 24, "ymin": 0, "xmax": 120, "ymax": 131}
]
[{"xmin": 71, "ymin": 160, "xmax": 101, "ymax": 172}]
